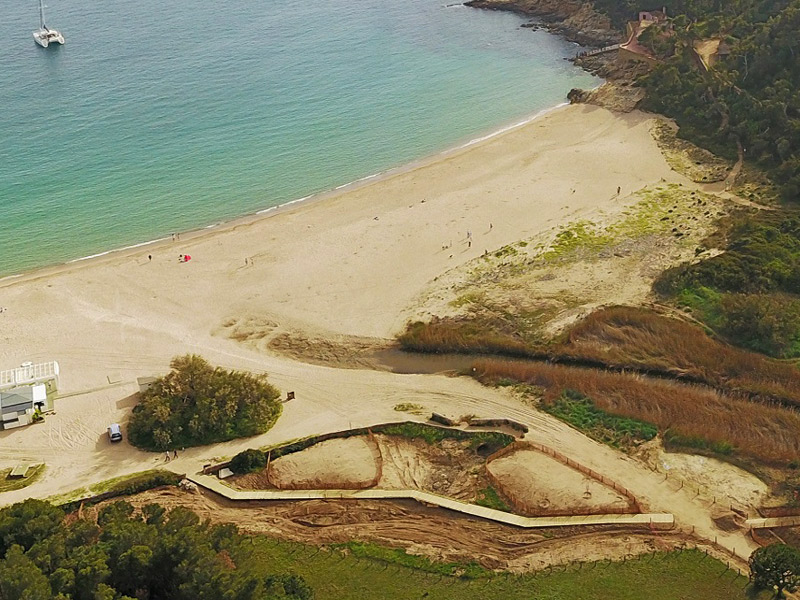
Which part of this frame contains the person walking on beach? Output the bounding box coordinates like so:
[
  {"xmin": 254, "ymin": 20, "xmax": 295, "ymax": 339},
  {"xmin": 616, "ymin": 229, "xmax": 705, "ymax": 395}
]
[
  {"xmin": 617, "ymin": 186, "xmax": 621, "ymax": 195},
  {"xmin": 165, "ymin": 451, "xmax": 170, "ymax": 462},
  {"xmin": 173, "ymin": 449, "xmax": 178, "ymax": 459},
  {"xmin": 148, "ymin": 254, "xmax": 152, "ymax": 262}
]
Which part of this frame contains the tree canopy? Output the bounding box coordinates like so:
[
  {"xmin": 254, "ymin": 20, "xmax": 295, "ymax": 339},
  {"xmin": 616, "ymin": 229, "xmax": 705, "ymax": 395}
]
[
  {"xmin": 749, "ymin": 543, "xmax": 800, "ymax": 597},
  {"xmin": 0, "ymin": 498, "xmax": 312, "ymax": 600},
  {"xmin": 623, "ymin": 0, "xmax": 800, "ymax": 198},
  {"xmin": 128, "ymin": 355, "xmax": 281, "ymax": 451}
]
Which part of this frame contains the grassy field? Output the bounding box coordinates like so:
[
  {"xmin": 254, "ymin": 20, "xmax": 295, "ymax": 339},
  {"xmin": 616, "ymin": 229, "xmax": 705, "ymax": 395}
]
[
  {"xmin": 237, "ymin": 539, "xmax": 760, "ymax": 600},
  {"xmin": 0, "ymin": 463, "xmax": 45, "ymax": 493}
]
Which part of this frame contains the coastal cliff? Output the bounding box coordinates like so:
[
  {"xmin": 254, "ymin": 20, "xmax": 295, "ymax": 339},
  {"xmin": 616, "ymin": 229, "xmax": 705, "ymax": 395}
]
[{"xmin": 464, "ymin": 0, "xmax": 619, "ymax": 47}]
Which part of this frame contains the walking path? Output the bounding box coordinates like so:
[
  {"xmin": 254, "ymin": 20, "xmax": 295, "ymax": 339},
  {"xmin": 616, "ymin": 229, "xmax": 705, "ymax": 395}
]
[{"xmin": 188, "ymin": 474, "xmax": 674, "ymax": 530}]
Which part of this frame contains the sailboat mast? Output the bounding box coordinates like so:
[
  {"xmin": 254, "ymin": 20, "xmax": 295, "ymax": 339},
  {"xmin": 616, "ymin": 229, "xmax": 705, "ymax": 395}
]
[{"xmin": 39, "ymin": 0, "xmax": 46, "ymax": 30}]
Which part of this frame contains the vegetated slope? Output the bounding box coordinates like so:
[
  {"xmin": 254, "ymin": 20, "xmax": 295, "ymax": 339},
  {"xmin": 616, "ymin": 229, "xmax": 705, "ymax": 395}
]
[
  {"xmin": 631, "ymin": 0, "xmax": 800, "ymax": 197},
  {"xmin": 400, "ymin": 305, "xmax": 800, "ymax": 407},
  {"xmin": 656, "ymin": 213, "xmax": 800, "ymax": 358},
  {"xmin": 471, "ymin": 358, "xmax": 800, "ymax": 464},
  {"xmin": 555, "ymin": 306, "xmax": 800, "ymax": 404}
]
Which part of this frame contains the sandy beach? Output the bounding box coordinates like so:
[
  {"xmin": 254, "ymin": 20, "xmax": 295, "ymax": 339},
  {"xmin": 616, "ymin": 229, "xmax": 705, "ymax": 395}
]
[
  {"xmin": 0, "ymin": 104, "xmax": 700, "ymax": 497},
  {"xmin": 0, "ymin": 103, "xmax": 766, "ymax": 562}
]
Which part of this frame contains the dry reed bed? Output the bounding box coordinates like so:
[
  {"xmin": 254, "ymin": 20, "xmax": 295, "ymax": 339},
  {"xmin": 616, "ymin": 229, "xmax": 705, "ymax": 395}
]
[
  {"xmin": 400, "ymin": 307, "xmax": 800, "ymax": 407},
  {"xmin": 559, "ymin": 307, "xmax": 800, "ymax": 405},
  {"xmin": 471, "ymin": 358, "xmax": 800, "ymax": 464}
]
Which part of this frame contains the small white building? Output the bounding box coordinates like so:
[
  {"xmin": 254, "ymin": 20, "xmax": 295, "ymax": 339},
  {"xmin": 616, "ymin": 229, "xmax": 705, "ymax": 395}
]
[{"xmin": 0, "ymin": 361, "xmax": 59, "ymax": 430}]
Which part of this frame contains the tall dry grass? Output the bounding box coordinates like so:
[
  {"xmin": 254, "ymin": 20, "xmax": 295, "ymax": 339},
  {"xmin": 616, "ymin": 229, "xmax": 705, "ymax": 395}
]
[
  {"xmin": 558, "ymin": 306, "xmax": 800, "ymax": 406},
  {"xmin": 472, "ymin": 358, "xmax": 800, "ymax": 464},
  {"xmin": 399, "ymin": 318, "xmax": 532, "ymax": 357},
  {"xmin": 400, "ymin": 307, "xmax": 800, "ymax": 407}
]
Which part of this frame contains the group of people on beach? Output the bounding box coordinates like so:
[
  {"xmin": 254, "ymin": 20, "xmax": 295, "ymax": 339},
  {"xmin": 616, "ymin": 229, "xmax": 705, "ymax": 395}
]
[{"xmin": 442, "ymin": 224, "xmax": 493, "ymax": 257}]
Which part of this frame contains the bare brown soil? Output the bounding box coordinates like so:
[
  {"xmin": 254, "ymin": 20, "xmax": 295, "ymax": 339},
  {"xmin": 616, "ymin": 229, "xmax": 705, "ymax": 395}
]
[{"xmin": 91, "ymin": 486, "xmax": 696, "ymax": 571}]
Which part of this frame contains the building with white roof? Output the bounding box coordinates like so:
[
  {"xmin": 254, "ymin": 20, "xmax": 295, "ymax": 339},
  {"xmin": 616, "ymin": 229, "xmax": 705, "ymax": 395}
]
[{"xmin": 0, "ymin": 361, "xmax": 59, "ymax": 430}]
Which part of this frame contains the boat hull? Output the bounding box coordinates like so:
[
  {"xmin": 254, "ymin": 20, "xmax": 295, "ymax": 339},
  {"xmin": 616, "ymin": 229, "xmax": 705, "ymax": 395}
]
[{"xmin": 33, "ymin": 29, "xmax": 64, "ymax": 47}]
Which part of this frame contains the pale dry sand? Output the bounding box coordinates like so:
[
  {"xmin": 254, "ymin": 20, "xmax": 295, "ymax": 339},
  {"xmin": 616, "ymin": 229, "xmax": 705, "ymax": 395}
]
[
  {"xmin": 488, "ymin": 448, "xmax": 631, "ymax": 516},
  {"xmin": 0, "ymin": 104, "xmax": 762, "ymax": 561},
  {"xmin": 268, "ymin": 437, "xmax": 380, "ymax": 490}
]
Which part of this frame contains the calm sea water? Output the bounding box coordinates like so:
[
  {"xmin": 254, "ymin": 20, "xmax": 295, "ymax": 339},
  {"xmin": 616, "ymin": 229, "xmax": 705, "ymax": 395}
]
[{"xmin": 0, "ymin": 0, "xmax": 598, "ymax": 276}]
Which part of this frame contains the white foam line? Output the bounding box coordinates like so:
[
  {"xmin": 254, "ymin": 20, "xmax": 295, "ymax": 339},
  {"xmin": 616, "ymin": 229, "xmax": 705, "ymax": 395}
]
[
  {"xmin": 459, "ymin": 102, "xmax": 569, "ymax": 149},
  {"xmin": 9, "ymin": 101, "xmax": 579, "ymax": 278},
  {"xmin": 67, "ymin": 237, "xmax": 169, "ymax": 264}
]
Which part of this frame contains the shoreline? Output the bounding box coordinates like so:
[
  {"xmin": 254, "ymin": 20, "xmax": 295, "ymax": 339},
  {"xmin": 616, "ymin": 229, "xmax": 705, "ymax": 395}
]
[
  {"xmin": 0, "ymin": 101, "xmax": 690, "ymax": 506},
  {"xmin": 0, "ymin": 100, "xmax": 574, "ymax": 287}
]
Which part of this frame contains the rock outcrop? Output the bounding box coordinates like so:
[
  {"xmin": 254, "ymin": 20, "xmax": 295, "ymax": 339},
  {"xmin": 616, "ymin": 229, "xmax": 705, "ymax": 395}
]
[{"xmin": 464, "ymin": 0, "xmax": 619, "ymax": 47}]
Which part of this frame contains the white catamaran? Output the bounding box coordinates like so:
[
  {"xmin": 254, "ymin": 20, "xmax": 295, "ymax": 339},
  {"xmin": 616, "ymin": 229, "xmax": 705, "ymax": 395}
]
[{"xmin": 33, "ymin": 0, "xmax": 65, "ymax": 47}]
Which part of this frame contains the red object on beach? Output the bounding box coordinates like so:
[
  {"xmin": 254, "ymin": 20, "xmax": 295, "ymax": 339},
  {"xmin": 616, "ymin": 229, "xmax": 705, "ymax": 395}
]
[{"xmin": 184, "ymin": 254, "xmax": 192, "ymax": 262}]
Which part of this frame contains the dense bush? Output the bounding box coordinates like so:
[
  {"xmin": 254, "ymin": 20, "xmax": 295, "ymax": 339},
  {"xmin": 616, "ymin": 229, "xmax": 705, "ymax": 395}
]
[
  {"xmin": 128, "ymin": 355, "xmax": 281, "ymax": 451},
  {"xmin": 230, "ymin": 449, "xmax": 267, "ymax": 474},
  {"xmin": 656, "ymin": 216, "xmax": 800, "ymax": 357},
  {"xmin": 634, "ymin": 0, "xmax": 800, "ymax": 198},
  {"xmin": 0, "ymin": 499, "xmax": 313, "ymax": 600}
]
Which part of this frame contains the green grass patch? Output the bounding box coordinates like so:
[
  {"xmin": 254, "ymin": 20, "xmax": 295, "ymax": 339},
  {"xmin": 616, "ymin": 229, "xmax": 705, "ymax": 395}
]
[
  {"xmin": 333, "ymin": 541, "xmax": 489, "ymax": 579},
  {"xmin": 475, "ymin": 486, "xmax": 512, "ymax": 513},
  {"xmin": 0, "ymin": 464, "xmax": 45, "ymax": 493},
  {"xmin": 543, "ymin": 389, "xmax": 657, "ymax": 449},
  {"xmin": 88, "ymin": 469, "xmax": 181, "ymax": 495},
  {"xmin": 237, "ymin": 539, "xmax": 758, "ymax": 600},
  {"xmin": 665, "ymin": 432, "xmax": 734, "ymax": 456},
  {"xmin": 541, "ymin": 221, "xmax": 613, "ymax": 261},
  {"xmin": 494, "ymin": 244, "xmax": 518, "ymax": 258}
]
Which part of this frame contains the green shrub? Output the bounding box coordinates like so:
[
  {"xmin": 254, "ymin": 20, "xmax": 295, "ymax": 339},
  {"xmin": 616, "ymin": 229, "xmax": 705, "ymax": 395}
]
[
  {"xmin": 128, "ymin": 354, "xmax": 282, "ymax": 451},
  {"xmin": 230, "ymin": 449, "xmax": 267, "ymax": 474},
  {"xmin": 544, "ymin": 389, "xmax": 658, "ymax": 448},
  {"xmin": 718, "ymin": 293, "xmax": 800, "ymax": 358}
]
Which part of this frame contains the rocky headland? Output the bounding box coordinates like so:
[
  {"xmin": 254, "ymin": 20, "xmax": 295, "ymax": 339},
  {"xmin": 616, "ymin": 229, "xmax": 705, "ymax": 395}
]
[{"xmin": 464, "ymin": 0, "xmax": 619, "ymax": 47}]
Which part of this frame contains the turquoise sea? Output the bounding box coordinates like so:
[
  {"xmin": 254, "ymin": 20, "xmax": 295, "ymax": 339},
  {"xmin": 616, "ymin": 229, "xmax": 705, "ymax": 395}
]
[{"xmin": 0, "ymin": 0, "xmax": 598, "ymax": 277}]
